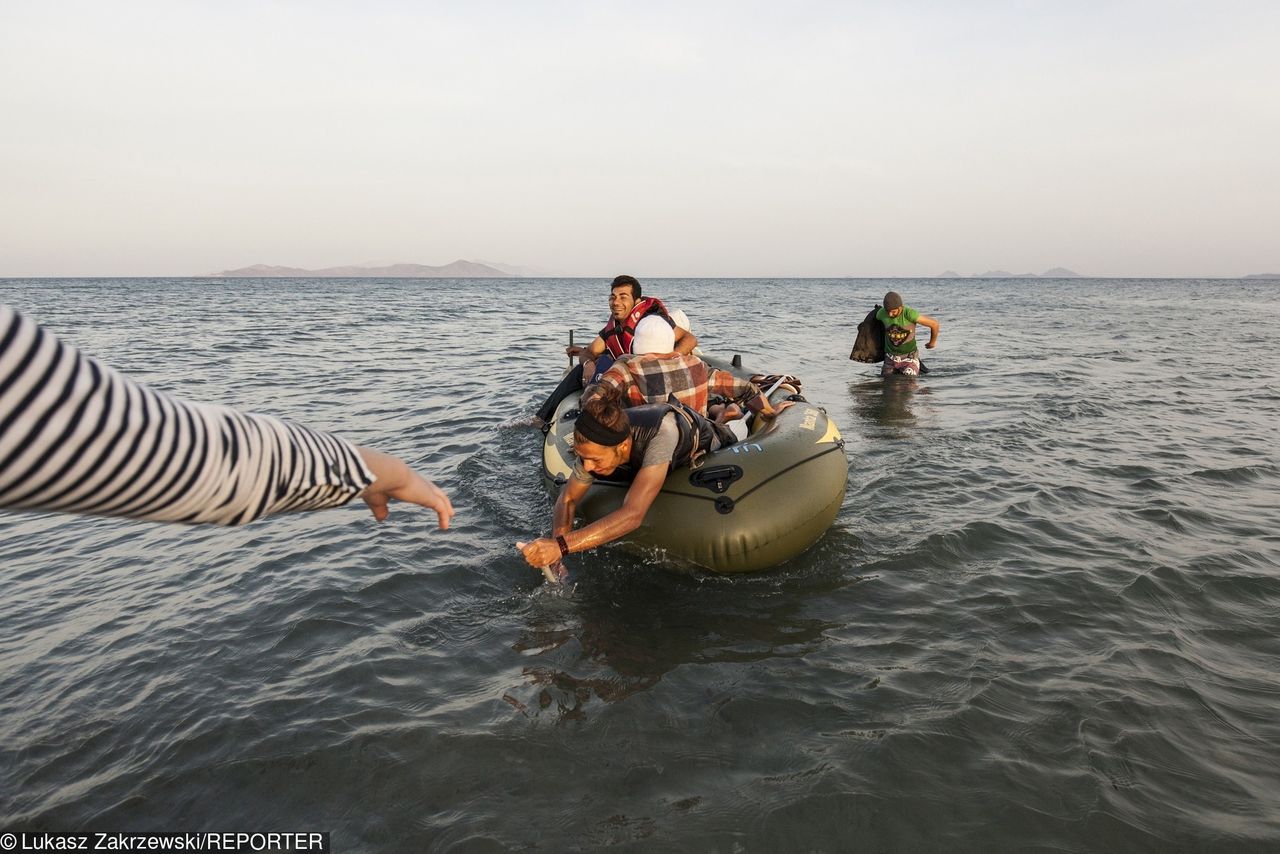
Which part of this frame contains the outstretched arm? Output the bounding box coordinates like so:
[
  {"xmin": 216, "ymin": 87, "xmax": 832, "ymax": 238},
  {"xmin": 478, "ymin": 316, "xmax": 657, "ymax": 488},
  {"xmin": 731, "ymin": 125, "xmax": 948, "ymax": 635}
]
[
  {"xmin": 0, "ymin": 305, "xmax": 455, "ymax": 529},
  {"xmin": 553, "ymin": 476, "xmax": 591, "ymax": 538},
  {"xmin": 917, "ymin": 315, "xmax": 940, "ymax": 348},
  {"xmin": 516, "ymin": 476, "xmax": 589, "ymax": 570},
  {"xmin": 520, "ymin": 463, "xmax": 668, "ymax": 567}
]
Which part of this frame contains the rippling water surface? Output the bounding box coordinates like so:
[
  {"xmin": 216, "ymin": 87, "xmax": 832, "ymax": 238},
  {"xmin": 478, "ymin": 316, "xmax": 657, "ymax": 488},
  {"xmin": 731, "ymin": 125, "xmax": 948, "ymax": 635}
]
[{"xmin": 1, "ymin": 277, "xmax": 1278, "ymax": 852}]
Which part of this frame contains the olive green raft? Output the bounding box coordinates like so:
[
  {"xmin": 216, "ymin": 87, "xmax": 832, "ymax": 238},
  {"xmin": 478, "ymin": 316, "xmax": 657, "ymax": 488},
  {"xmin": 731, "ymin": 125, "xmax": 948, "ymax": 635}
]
[{"xmin": 540, "ymin": 359, "xmax": 848, "ymax": 573}]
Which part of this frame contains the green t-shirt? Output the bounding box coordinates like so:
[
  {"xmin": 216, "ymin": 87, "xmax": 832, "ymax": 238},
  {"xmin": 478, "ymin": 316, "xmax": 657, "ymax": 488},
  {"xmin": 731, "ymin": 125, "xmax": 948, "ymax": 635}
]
[{"xmin": 875, "ymin": 305, "xmax": 921, "ymax": 356}]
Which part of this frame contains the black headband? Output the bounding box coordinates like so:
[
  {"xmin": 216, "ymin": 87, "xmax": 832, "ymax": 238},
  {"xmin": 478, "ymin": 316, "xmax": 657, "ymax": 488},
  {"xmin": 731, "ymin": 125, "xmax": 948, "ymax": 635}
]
[{"xmin": 575, "ymin": 408, "xmax": 629, "ymax": 446}]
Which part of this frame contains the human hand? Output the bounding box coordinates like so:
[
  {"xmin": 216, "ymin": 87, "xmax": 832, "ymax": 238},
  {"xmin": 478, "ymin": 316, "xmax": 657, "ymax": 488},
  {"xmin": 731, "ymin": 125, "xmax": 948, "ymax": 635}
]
[
  {"xmin": 926, "ymin": 339, "xmax": 938, "ymax": 349},
  {"xmin": 762, "ymin": 401, "xmax": 795, "ymax": 419},
  {"xmin": 357, "ymin": 447, "xmax": 455, "ymax": 529},
  {"xmin": 566, "ymin": 345, "xmax": 584, "ymax": 357},
  {"xmin": 520, "ymin": 537, "xmax": 561, "ymax": 567},
  {"xmin": 517, "ymin": 540, "xmax": 568, "ymax": 582}
]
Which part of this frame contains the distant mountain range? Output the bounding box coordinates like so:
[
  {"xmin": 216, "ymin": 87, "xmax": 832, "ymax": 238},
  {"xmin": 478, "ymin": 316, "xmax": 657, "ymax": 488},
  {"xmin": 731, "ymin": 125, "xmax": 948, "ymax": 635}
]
[
  {"xmin": 208, "ymin": 259, "xmax": 552, "ymax": 278},
  {"xmin": 936, "ymin": 267, "xmax": 1082, "ymax": 278}
]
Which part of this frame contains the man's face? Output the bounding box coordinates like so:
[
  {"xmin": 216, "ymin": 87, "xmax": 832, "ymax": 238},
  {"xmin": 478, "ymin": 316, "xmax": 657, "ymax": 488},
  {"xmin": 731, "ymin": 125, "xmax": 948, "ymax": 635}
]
[
  {"xmin": 887, "ymin": 306, "xmax": 904, "ymax": 319},
  {"xmin": 574, "ymin": 437, "xmax": 630, "ymax": 476},
  {"xmin": 609, "ymin": 285, "xmax": 636, "ymax": 321}
]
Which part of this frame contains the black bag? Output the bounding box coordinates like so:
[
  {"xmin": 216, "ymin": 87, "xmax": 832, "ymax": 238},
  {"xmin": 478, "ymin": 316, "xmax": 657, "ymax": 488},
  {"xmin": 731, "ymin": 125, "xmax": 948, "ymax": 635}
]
[{"xmin": 849, "ymin": 305, "xmax": 885, "ymax": 363}]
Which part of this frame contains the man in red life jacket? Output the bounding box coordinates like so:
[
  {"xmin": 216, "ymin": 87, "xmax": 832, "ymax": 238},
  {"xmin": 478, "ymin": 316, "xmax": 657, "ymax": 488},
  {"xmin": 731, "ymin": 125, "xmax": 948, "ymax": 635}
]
[
  {"xmin": 534, "ymin": 275, "xmax": 697, "ymax": 428},
  {"xmin": 569, "ymin": 275, "xmax": 697, "ymax": 377}
]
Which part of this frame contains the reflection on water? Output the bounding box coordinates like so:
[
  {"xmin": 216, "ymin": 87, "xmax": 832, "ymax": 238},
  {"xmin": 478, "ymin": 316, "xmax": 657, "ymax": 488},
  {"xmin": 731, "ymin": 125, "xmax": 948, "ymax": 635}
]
[
  {"xmin": 509, "ymin": 571, "xmax": 839, "ymax": 724},
  {"xmin": 849, "ymin": 375, "xmax": 932, "ymax": 434}
]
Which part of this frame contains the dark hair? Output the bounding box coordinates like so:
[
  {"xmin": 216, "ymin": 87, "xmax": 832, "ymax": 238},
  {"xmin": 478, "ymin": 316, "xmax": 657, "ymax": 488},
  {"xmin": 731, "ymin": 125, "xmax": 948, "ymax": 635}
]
[
  {"xmin": 610, "ymin": 274, "xmax": 641, "ymax": 299},
  {"xmin": 575, "ymin": 385, "xmax": 630, "ymax": 444}
]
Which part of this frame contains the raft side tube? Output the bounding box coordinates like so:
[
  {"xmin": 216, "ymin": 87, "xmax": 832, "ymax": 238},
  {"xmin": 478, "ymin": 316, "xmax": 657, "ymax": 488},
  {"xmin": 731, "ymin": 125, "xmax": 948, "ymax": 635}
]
[{"xmin": 539, "ymin": 367, "xmax": 848, "ymax": 573}]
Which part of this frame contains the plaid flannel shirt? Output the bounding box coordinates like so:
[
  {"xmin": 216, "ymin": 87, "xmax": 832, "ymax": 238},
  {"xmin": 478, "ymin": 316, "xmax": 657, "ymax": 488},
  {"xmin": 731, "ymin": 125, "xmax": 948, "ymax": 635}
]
[{"xmin": 589, "ymin": 353, "xmax": 764, "ymax": 415}]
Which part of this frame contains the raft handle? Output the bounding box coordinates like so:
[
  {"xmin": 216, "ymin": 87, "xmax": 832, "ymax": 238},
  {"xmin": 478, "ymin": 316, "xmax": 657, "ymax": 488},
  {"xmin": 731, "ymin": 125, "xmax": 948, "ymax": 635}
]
[{"xmin": 689, "ymin": 465, "xmax": 743, "ymax": 495}]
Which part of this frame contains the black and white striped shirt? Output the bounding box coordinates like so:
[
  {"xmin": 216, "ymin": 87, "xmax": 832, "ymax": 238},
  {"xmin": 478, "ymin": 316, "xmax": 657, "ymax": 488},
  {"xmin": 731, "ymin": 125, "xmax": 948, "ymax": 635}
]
[{"xmin": 0, "ymin": 305, "xmax": 375, "ymax": 525}]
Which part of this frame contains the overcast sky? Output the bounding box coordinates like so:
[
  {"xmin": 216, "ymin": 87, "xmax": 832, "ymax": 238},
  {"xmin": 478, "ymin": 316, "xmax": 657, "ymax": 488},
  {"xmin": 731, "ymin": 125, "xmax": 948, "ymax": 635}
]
[{"xmin": 2, "ymin": 1, "xmax": 1277, "ymax": 278}]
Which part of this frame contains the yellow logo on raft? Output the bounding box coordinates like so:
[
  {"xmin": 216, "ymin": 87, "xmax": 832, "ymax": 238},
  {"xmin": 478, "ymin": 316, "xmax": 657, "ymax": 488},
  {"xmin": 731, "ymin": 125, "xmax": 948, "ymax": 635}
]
[
  {"xmin": 799, "ymin": 407, "xmax": 841, "ymax": 444},
  {"xmin": 817, "ymin": 419, "xmax": 841, "ymax": 445}
]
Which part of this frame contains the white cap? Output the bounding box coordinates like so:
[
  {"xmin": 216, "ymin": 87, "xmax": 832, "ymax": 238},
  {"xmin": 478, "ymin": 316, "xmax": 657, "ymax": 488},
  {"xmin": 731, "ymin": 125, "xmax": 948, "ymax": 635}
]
[
  {"xmin": 631, "ymin": 315, "xmax": 676, "ymax": 355},
  {"xmin": 669, "ymin": 308, "xmax": 691, "ymax": 332}
]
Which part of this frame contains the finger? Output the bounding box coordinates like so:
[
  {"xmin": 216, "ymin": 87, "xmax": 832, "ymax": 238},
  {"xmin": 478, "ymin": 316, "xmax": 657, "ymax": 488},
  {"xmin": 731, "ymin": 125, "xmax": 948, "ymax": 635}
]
[
  {"xmin": 407, "ymin": 480, "xmax": 453, "ymax": 529},
  {"xmin": 428, "ymin": 488, "xmax": 454, "ymax": 529},
  {"xmin": 363, "ymin": 493, "xmax": 390, "ymax": 522}
]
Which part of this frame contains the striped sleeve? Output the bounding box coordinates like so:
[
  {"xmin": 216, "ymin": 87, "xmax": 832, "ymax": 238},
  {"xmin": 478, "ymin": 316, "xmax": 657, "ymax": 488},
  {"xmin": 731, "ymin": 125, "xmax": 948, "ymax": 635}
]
[{"xmin": 0, "ymin": 305, "xmax": 375, "ymax": 525}]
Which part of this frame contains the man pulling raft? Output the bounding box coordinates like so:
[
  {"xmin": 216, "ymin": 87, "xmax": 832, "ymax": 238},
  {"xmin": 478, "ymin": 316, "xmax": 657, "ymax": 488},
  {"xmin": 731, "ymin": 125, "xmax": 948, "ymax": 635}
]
[{"xmin": 520, "ymin": 385, "xmax": 740, "ymax": 574}]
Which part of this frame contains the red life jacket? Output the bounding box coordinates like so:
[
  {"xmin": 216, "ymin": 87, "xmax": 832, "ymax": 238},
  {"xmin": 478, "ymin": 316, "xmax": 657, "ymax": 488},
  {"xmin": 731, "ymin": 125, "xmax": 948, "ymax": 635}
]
[{"xmin": 599, "ymin": 296, "xmax": 671, "ymax": 358}]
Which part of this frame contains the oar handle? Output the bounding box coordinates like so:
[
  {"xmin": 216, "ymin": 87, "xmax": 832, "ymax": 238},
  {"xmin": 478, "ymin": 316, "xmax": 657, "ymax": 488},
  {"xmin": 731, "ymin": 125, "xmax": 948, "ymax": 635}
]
[
  {"xmin": 763, "ymin": 376, "xmax": 788, "ymax": 399},
  {"xmin": 744, "ymin": 375, "xmax": 792, "ymax": 432}
]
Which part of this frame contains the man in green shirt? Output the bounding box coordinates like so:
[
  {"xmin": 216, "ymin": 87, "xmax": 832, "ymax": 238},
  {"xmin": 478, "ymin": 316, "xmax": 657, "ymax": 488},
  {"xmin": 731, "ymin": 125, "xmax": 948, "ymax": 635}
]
[{"xmin": 875, "ymin": 291, "xmax": 940, "ymax": 376}]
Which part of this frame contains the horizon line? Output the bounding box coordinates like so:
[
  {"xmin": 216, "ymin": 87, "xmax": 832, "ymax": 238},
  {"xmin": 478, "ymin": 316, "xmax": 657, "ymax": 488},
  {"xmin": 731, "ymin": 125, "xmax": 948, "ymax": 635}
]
[{"xmin": 3, "ymin": 274, "xmax": 1278, "ymax": 281}]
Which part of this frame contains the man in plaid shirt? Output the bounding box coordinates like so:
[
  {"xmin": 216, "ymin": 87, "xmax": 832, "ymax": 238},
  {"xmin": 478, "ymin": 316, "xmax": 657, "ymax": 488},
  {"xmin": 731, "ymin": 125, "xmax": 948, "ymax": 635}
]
[{"xmin": 582, "ymin": 316, "xmax": 784, "ymax": 420}]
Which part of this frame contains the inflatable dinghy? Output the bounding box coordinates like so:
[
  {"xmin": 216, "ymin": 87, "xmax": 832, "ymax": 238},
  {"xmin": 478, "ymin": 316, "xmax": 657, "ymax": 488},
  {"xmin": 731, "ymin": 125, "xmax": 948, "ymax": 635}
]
[{"xmin": 541, "ymin": 358, "xmax": 848, "ymax": 573}]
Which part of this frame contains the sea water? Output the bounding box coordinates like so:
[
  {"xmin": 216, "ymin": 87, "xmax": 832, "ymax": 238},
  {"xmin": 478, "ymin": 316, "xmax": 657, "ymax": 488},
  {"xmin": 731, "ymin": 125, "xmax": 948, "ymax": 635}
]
[{"xmin": 1, "ymin": 277, "xmax": 1278, "ymax": 851}]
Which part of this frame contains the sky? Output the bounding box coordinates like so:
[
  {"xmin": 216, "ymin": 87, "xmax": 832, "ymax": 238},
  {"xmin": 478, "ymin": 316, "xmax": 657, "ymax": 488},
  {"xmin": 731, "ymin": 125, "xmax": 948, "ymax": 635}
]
[{"xmin": 2, "ymin": 0, "xmax": 1278, "ymax": 278}]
